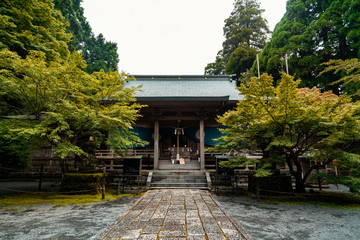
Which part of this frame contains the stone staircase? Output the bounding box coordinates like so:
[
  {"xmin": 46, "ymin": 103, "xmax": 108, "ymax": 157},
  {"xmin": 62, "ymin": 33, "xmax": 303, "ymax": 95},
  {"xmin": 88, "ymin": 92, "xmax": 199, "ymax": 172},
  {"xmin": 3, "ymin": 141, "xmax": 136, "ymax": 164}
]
[
  {"xmin": 148, "ymin": 170, "xmax": 210, "ymax": 189},
  {"xmin": 158, "ymin": 159, "xmax": 200, "ymax": 170}
]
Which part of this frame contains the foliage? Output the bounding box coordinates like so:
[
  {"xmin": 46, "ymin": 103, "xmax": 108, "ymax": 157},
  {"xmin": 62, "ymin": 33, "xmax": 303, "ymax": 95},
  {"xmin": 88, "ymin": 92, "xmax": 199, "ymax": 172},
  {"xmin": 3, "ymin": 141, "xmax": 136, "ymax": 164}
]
[
  {"xmin": 258, "ymin": 0, "xmax": 360, "ymax": 94},
  {"xmin": 205, "ymin": 0, "xmax": 269, "ymax": 78},
  {"xmin": 53, "ymin": 0, "xmax": 119, "ymax": 73},
  {"xmin": 214, "ymin": 72, "xmax": 360, "ymax": 192},
  {"xmin": 0, "ymin": 0, "xmax": 139, "ymax": 169},
  {"xmin": 319, "ymin": 58, "xmax": 360, "ymax": 96},
  {"xmin": 83, "ymin": 34, "xmax": 119, "ymax": 73},
  {"xmin": 0, "ymin": 0, "xmax": 71, "ymax": 61},
  {"xmin": 53, "ymin": 0, "xmax": 92, "ymax": 52},
  {"xmin": 0, "ymin": 119, "xmax": 37, "ymax": 167},
  {"xmin": 225, "ymin": 44, "xmax": 258, "ymax": 78},
  {"xmin": 318, "ymin": 153, "xmax": 360, "ymax": 195},
  {"xmin": 0, "ymin": 50, "xmax": 144, "ymax": 169}
]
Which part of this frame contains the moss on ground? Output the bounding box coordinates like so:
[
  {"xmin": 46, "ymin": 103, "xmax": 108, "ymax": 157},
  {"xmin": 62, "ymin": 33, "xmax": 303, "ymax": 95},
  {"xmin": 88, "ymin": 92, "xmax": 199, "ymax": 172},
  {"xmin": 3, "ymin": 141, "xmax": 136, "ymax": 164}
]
[{"xmin": 0, "ymin": 189, "xmax": 138, "ymax": 207}]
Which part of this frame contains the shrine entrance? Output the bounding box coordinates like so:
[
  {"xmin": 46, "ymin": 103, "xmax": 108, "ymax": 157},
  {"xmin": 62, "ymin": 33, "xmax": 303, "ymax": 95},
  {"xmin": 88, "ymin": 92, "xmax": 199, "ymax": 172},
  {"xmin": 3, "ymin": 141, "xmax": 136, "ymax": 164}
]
[
  {"xmin": 156, "ymin": 120, "xmax": 202, "ymax": 170},
  {"xmin": 123, "ymin": 75, "xmax": 241, "ymax": 171}
]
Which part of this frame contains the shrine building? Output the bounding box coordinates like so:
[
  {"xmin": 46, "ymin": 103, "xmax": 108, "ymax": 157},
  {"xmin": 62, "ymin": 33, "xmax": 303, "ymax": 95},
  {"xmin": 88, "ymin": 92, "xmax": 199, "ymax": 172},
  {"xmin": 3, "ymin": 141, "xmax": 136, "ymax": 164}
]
[{"xmin": 123, "ymin": 75, "xmax": 242, "ymax": 171}]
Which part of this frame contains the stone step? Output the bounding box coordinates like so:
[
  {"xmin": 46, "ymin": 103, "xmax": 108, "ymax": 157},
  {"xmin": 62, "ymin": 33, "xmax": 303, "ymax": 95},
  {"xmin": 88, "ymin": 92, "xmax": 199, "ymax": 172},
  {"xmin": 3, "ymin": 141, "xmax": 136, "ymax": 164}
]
[
  {"xmin": 150, "ymin": 170, "xmax": 208, "ymax": 189},
  {"xmin": 159, "ymin": 165, "xmax": 200, "ymax": 170},
  {"xmin": 149, "ymin": 186, "xmax": 209, "ymax": 190},
  {"xmin": 152, "ymin": 178, "xmax": 207, "ymax": 184},
  {"xmin": 152, "ymin": 175, "xmax": 206, "ymax": 180},
  {"xmin": 150, "ymin": 182, "xmax": 208, "ymax": 188},
  {"xmin": 152, "ymin": 170, "xmax": 205, "ymax": 175}
]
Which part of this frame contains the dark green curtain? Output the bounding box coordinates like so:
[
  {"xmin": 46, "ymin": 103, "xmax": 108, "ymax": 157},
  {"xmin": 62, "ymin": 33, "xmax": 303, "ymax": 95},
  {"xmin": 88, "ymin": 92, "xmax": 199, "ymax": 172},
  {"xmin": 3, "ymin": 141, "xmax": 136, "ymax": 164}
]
[
  {"xmin": 184, "ymin": 127, "xmax": 226, "ymax": 146},
  {"xmin": 115, "ymin": 126, "xmax": 226, "ymax": 148},
  {"xmin": 127, "ymin": 127, "xmax": 174, "ymax": 148}
]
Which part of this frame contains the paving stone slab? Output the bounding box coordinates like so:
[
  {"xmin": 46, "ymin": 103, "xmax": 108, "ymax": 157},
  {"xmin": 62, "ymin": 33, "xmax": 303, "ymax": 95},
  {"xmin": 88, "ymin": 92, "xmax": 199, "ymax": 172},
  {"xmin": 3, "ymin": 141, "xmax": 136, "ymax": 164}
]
[
  {"xmin": 162, "ymin": 225, "xmax": 186, "ymax": 231},
  {"xmin": 187, "ymin": 226, "xmax": 205, "ymax": 235},
  {"xmin": 138, "ymin": 234, "xmax": 158, "ymax": 240},
  {"xmin": 99, "ymin": 189, "xmax": 252, "ymax": 240},
  {"xmin": 187, "ymin": 236, "xmax": 207, "ymax": 240},
  {"xmin": 159, "ymin": 230, "xmax": 187, "ymax": 237},
  {"xmin": 142, "ymin": 225, "xmax": 161, "ymax": 234}
]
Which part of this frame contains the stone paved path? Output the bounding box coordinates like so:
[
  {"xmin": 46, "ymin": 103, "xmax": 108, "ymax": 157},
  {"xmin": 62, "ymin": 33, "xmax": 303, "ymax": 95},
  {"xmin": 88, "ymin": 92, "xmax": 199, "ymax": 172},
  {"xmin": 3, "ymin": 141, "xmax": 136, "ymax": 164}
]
[{"xmin": 99, "ymin": 189, "xmax": 252, "ymax": 240}]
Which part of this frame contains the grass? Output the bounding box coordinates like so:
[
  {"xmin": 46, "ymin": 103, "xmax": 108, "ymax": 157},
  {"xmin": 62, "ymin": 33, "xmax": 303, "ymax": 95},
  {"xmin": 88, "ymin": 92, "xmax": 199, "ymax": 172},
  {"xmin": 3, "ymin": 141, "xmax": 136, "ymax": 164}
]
[{"xmin": 0, "ymin": 189, "xmax": 140, "ymax": 207}]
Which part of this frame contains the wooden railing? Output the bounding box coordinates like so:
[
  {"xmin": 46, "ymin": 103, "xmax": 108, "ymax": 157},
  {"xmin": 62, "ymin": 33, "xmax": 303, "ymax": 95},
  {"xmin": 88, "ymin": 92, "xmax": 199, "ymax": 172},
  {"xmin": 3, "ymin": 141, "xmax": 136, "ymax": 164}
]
[
  {"xmin": 204, "ymin": 150, "xmax": 263, "ymax": 171},
  {"xmin": 31, "ymin": 148, "xmax": 75, "ymax": 159},
  {"xmin": 95, "ymin": 149, "xmax": 154, "ymax": 171},
  {"xmin": 95, "ymin": 149, "xmax": 155, "ymax": 159},
  {"xmin": 95, "ymin": 150, "xmax": 121, "ymax": 159},
  {"xmin": 127, "ymin": 149, "xmax": 154, "ymax": 157}
]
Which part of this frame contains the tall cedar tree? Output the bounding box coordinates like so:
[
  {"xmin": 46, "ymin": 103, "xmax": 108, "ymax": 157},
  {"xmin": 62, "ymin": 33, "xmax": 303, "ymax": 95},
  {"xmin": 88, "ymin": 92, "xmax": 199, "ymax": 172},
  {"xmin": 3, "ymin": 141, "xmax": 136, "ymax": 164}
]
[
  {"xmin": 53, "ymin": 0, "xmax": 119, "ymax": 73},
  {"xmin": 205, "ymin": 0, "xmax": 269, "ymax": 79},
  {"xmin": 258, "ymin": 0, "xmax": 360, "ymax": 95}
]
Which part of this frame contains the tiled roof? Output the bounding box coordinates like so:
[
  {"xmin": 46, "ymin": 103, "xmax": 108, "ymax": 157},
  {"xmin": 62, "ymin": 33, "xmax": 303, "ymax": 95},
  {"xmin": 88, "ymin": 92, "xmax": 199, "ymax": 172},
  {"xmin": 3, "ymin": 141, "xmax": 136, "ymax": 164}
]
[{"xmin": 124, "ymin": 75, "xmax": 242, "ymax": 102}]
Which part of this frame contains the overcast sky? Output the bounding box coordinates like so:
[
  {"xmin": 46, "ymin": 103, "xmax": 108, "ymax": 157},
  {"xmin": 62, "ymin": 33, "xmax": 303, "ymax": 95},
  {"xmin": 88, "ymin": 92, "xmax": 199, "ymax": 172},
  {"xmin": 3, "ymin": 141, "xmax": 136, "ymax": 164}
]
[{"xmin": 82, "ymin": 0, "xmax": 287, "ymax": 75}]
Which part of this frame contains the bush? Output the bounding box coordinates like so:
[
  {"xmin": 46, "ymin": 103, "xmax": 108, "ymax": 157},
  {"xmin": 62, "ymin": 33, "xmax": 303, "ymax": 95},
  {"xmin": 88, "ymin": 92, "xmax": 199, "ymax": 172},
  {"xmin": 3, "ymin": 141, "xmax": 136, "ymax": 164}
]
[{"xmin": 248, "ymin": 174, "xmax": 292, "ymax": 195}]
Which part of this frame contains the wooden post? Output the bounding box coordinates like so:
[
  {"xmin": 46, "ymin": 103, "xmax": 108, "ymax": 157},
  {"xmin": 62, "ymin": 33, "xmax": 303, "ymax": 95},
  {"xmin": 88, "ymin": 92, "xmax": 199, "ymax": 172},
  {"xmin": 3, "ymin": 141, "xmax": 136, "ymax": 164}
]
[
  {"xmin": 334, "ymin": 166, "xmax": 340, "ymax": 189},
  {"xmin": 38, "ymin": 163, "xmax": 43, "ymax": 191},
  {"xmin": 255, "ymin": 176, "xmax": 260, "ymax": 202},
  {"xmin": 110, "ymin": 159, "xmax": 114, "ymax": 170},
  {"xmin": 257, "ymin": 53, "xmax": 260, "ymax": 78},
  {"xmin": 122, "ymin": 175, "xmax": 125, "ymax": 193},
  {"xmin": 285, "ymin": 53, "xmax": 289, "ymax": 75},
  {"xmin": 176, "ymin": 121, "xmax": 180, "ymax": 161},
  {"xmin": 102, "ymin": 165, "xmax": 106, "ymax": 200},
  {"xmin": 200, "ymin": 120, "xmax": 205, "ymax": 170},
  {"xmin": 316, "ymin": 167, "xmax": 322, "ymax": 191},
  {"xmin": 154, "ymin": 119, "xmax": 159, "ymax": 169},
  {"xmin": 117, "ymin": 177, "xmax": 121, "ymax": 195}
]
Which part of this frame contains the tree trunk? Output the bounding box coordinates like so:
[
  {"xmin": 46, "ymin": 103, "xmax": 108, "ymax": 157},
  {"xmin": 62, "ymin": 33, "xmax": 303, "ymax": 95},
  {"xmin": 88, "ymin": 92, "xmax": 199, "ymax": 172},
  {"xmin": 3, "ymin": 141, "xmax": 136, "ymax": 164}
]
[
  {"xmin": 294, "ymin": 173, "xmax": 306, "ymax": 193},
  {"xmin": 286, "ymin": 156, "xmax": 306, "ymax": 193}
]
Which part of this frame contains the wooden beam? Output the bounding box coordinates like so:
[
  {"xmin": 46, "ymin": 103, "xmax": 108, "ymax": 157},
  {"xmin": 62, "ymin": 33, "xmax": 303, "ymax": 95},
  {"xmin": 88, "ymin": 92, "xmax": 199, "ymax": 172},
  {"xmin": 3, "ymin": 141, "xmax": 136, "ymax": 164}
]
[
  {"xmin": 200, "ymin": 120, "xmax": 205, "ymax": 170},
  {"xmin": 154, "ymin": 119, "xmax": 159, "ymax": 169},
  {"xmin": 159, "ymin": 116, "xmax": 208, "ymax": 121}
]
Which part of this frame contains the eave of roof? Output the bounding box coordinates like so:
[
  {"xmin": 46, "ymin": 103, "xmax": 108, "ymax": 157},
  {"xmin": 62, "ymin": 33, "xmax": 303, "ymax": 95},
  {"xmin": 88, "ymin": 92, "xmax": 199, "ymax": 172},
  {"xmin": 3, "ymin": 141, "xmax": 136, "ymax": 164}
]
[{"xmin": 125, "ymin": 75, "xmax": 242, "ymax": 102}]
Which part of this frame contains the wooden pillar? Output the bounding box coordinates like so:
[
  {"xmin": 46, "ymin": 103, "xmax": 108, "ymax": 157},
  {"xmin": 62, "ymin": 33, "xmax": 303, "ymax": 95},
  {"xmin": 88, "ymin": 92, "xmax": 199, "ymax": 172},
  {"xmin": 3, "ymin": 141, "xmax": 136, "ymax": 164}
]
[
  {"xmin": 154, "ymin": 119, "xmax": 159, "ymax": 169},
  {"xmin": 110, "ymin": 159, "xmax": 114, "ymax": 170},
  {"xmin": 176, "ymin": 121, "xmax": 180, "ymax": 161},
  {"xmin": 200, "ymin": 120, "xmax": 205, "ymax": 170}
]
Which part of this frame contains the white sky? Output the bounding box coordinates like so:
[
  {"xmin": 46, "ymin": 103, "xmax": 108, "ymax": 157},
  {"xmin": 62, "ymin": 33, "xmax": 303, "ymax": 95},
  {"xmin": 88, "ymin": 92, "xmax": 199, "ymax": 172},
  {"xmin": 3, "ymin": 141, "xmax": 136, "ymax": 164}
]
[{"xmin": 82, "ymin": 0, "xmax": 287, "ymax": 75}]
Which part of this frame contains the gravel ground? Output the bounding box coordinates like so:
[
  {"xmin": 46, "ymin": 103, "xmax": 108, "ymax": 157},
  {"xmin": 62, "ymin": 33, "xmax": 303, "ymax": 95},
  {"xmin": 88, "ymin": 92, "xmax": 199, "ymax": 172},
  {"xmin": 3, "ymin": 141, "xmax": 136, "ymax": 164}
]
[
  {"xmin": 214, "ymin": 188, "xmax": 360, "ymax": 240},
  {"xmin": 0, "ymin": 197, "xmax": 138, "ymax": 240},
  {"xmin": 0, "ymin": 183, "xmax": 359, "ymax": 240}
]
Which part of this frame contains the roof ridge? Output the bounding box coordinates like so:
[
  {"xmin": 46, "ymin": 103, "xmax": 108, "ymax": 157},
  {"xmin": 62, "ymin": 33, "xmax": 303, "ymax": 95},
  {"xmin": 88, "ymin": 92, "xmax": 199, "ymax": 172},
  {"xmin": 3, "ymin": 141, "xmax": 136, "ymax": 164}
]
[{"xmin": 130, "ymin": 75, "xmax": 235, "ymax": 81}]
